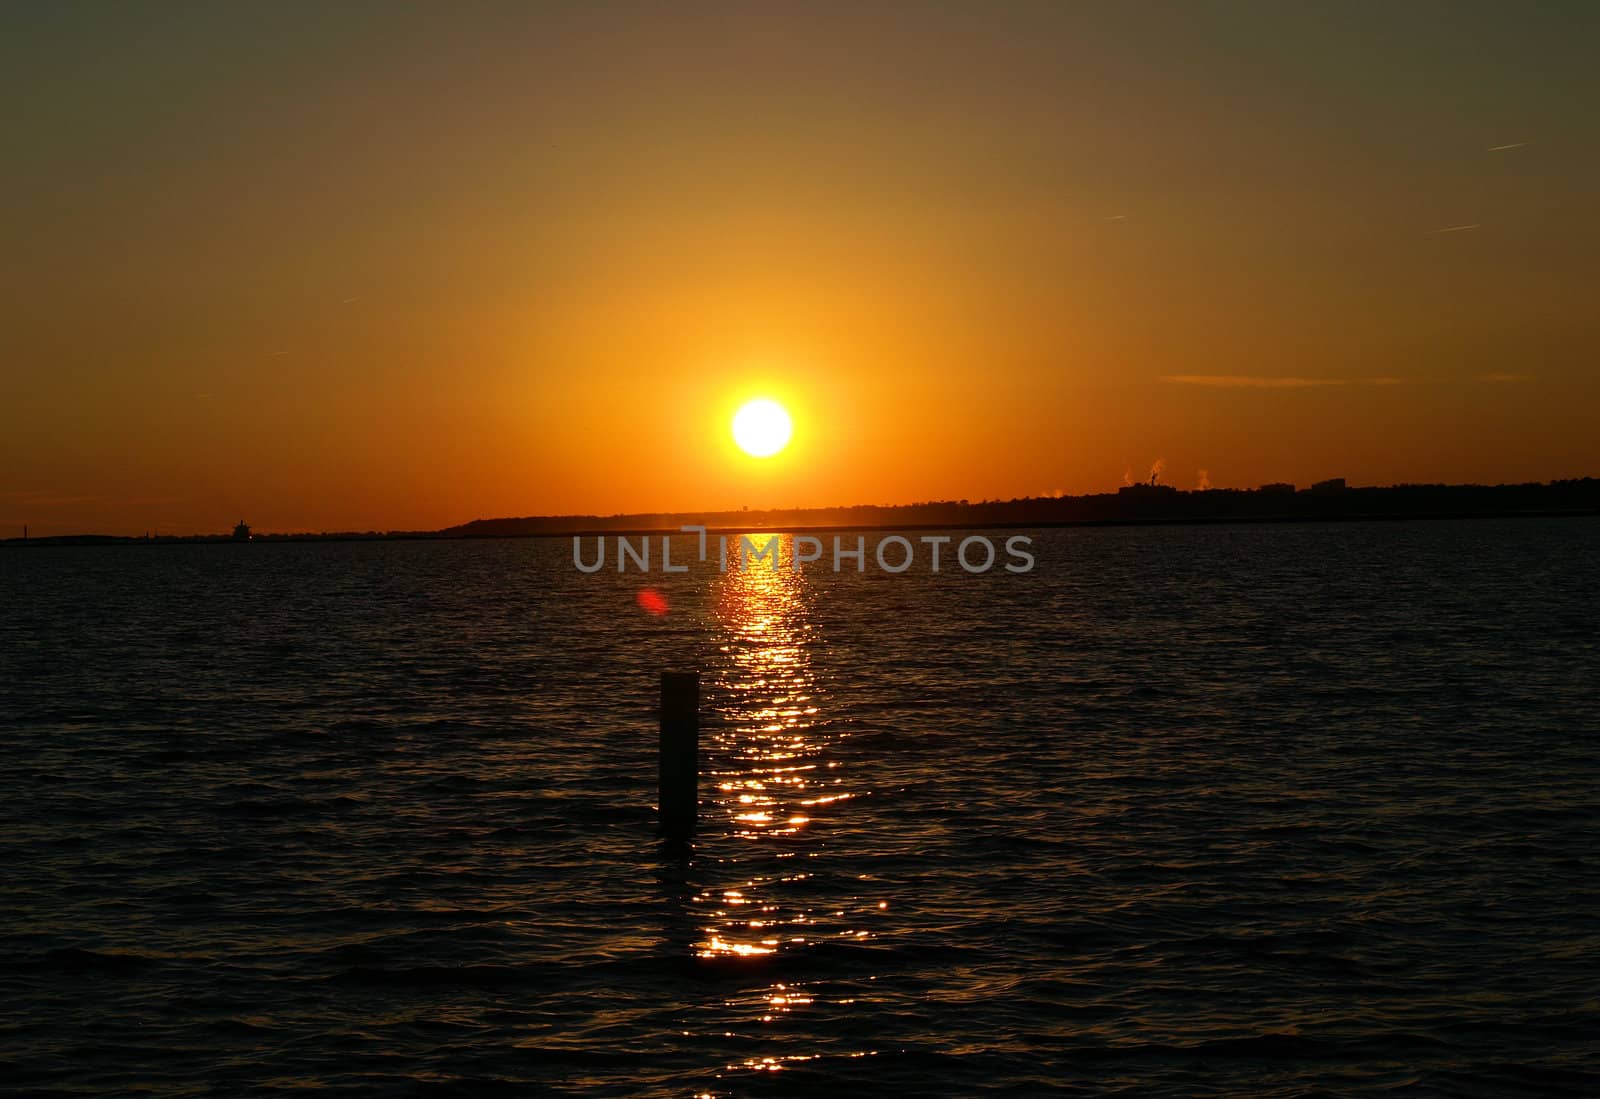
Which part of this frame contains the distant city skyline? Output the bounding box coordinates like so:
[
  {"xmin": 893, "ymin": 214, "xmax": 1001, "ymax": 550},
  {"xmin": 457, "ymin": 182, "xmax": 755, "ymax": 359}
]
[{"xmin": 4, "ymin": 2, "xmax": 1598, "ymax": 536}]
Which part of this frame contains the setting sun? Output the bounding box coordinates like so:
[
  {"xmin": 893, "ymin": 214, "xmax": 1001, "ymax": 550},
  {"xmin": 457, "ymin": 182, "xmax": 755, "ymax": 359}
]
[{"xmin": 732, "ymin": 399, "xmax": 793, "ymax": 459}]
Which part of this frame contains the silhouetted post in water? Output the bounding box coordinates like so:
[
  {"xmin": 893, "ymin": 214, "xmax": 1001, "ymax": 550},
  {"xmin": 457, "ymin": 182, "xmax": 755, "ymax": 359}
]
[{"xmin": 659, "ymin": 671, "xmax": 699, "ymax": 841}]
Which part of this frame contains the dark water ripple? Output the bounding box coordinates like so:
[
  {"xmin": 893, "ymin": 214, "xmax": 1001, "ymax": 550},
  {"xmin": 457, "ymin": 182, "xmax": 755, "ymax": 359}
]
[{"xmin": 2, "ymin": 520, "xmax": 1598, "ymax": 1096}]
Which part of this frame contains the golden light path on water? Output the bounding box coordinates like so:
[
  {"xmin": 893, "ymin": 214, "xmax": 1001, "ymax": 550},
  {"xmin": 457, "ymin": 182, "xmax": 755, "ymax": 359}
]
[{"xmin": 686, "ymin": 534, "xmax": 884, "ymax": 1079}]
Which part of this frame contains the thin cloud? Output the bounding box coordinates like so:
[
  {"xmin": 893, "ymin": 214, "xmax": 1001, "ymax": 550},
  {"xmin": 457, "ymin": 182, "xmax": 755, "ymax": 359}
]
[
  {"xmin": 1431, "ymin": 224, "xmax": 1480, "ymax": 233},
  {"xmin": 1161, "ymin": 375, "xmax": 1403, "ymax": 389},
  {"xmin": 1480, "ymin": 372, "xmax": 1534, "ymax": 383},
  {"xmin": 0, "ymin": 491, "xmax": 106, "ymax": 505},
  {"xmin": 1487, "ymin": 141, "xmax": 1530, "ymax": 152}
]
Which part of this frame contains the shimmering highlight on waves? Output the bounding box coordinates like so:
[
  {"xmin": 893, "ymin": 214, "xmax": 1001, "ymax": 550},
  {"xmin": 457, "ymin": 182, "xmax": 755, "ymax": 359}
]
[{"xmin": 1, "ymin": 521, "xmax": 1598, "ymax": 1096}]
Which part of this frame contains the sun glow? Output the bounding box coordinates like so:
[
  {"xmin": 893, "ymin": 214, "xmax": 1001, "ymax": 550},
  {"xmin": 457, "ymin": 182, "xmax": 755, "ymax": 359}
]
[{"xmin": 731, "ymin": 399, "xmax": 793, "ymax": 458}]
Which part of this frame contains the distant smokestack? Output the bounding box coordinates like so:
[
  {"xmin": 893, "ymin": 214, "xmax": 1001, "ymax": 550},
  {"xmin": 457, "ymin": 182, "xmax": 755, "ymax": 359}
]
[
  {"xmin": 1196, "ymin": 469, "xmax": 1212, "ymax": 491},
  {"xmin": 1149, "ymin": 458, "xmax": 1166, "ymax": 486}
]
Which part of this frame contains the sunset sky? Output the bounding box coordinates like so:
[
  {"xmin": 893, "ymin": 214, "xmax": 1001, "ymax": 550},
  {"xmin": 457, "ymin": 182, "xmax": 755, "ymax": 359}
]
[{"xmin": 4, "ymin": 1, "xmax": 1597, "ymax": 535}]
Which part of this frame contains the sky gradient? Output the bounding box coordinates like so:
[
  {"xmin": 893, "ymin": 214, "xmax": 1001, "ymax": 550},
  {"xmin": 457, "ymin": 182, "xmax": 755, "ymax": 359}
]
[{"xmin": 4, "ymin": 1, "xmax": 1597, "ymax": 535}]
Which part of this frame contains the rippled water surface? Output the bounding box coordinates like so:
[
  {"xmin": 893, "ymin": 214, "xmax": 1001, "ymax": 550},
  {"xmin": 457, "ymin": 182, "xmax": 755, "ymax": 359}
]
[{"xmin": 3, "ymin": 521, "xmax": 1599, "ymax": 1096}]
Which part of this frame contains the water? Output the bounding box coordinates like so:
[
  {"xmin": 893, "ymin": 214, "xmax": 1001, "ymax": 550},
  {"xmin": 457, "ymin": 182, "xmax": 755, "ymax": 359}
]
[{"xmin": 3, "ymin": 520, "xmax": 1598, "ymax": 1097}]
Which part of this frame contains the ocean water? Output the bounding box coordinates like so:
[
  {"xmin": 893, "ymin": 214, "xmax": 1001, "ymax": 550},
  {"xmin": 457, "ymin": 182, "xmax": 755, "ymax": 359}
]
[{"xmin": 3, "ymin": 520, "xmax": 1598, "ymax": 1097}]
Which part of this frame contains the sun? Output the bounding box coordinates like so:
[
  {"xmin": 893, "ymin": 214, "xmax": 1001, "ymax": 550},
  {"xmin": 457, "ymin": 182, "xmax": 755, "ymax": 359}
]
[{"xmin": 731, "ymin": 398, "xmax": 793, "ymax": 458}]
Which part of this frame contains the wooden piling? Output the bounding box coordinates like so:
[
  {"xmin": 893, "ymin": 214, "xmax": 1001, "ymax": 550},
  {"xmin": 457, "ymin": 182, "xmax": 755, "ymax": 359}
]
[{"xmin": 659, "ymin": 671, "xmax": 699, "ymax": 841}]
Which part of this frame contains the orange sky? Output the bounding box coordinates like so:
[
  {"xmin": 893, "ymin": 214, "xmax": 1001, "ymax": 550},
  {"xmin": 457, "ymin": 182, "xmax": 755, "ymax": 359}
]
[{"xmin": 4, "ymin": 3, "xmax": 1597, "ymax": 535}]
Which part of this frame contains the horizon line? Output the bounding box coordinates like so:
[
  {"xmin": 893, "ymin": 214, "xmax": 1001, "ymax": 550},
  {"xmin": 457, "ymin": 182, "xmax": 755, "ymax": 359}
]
[{"xmin": 7, "ymin": 475, "xmax": 1597, "ymax": 542}]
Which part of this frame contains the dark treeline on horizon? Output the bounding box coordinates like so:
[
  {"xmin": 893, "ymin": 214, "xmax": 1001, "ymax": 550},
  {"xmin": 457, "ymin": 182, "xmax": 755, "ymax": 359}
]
[
  {"xmin": 446, "ymin": 478, "xmax": 1600, "ymax": 538},
  {"xmin": 8, "ymin": 478, "xmax": 1596, "ymax": 546}
]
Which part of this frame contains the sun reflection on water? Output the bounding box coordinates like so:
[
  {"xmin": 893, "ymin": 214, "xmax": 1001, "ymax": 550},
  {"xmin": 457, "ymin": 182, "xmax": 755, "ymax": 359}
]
[
  {"xmin": 692, "ymin": 535, "xmax": 853, "ymax": 960},
  {"xmin": 677, "ymin": 535, "xmax": 890, "ymax": 1084}
]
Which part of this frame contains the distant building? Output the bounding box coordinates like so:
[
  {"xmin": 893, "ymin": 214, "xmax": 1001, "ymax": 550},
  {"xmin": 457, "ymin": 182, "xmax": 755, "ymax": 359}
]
[
  {"xmin": 232, "ymin": 520, "xmax": 252, "ymax": 541},
  {"xmin": 1257, "ymin": 482, "xmax": 1296, "ymax": 494},
  {"xmin": 1311, "ymin": 477, "xmax": 1347, "ymax": 493}
]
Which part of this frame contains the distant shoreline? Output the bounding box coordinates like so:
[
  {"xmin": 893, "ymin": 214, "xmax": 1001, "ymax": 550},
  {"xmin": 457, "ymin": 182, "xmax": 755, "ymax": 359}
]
[{"xmin": 4, "ymin": 478, "xmax": 1596, "ymax": 545}]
